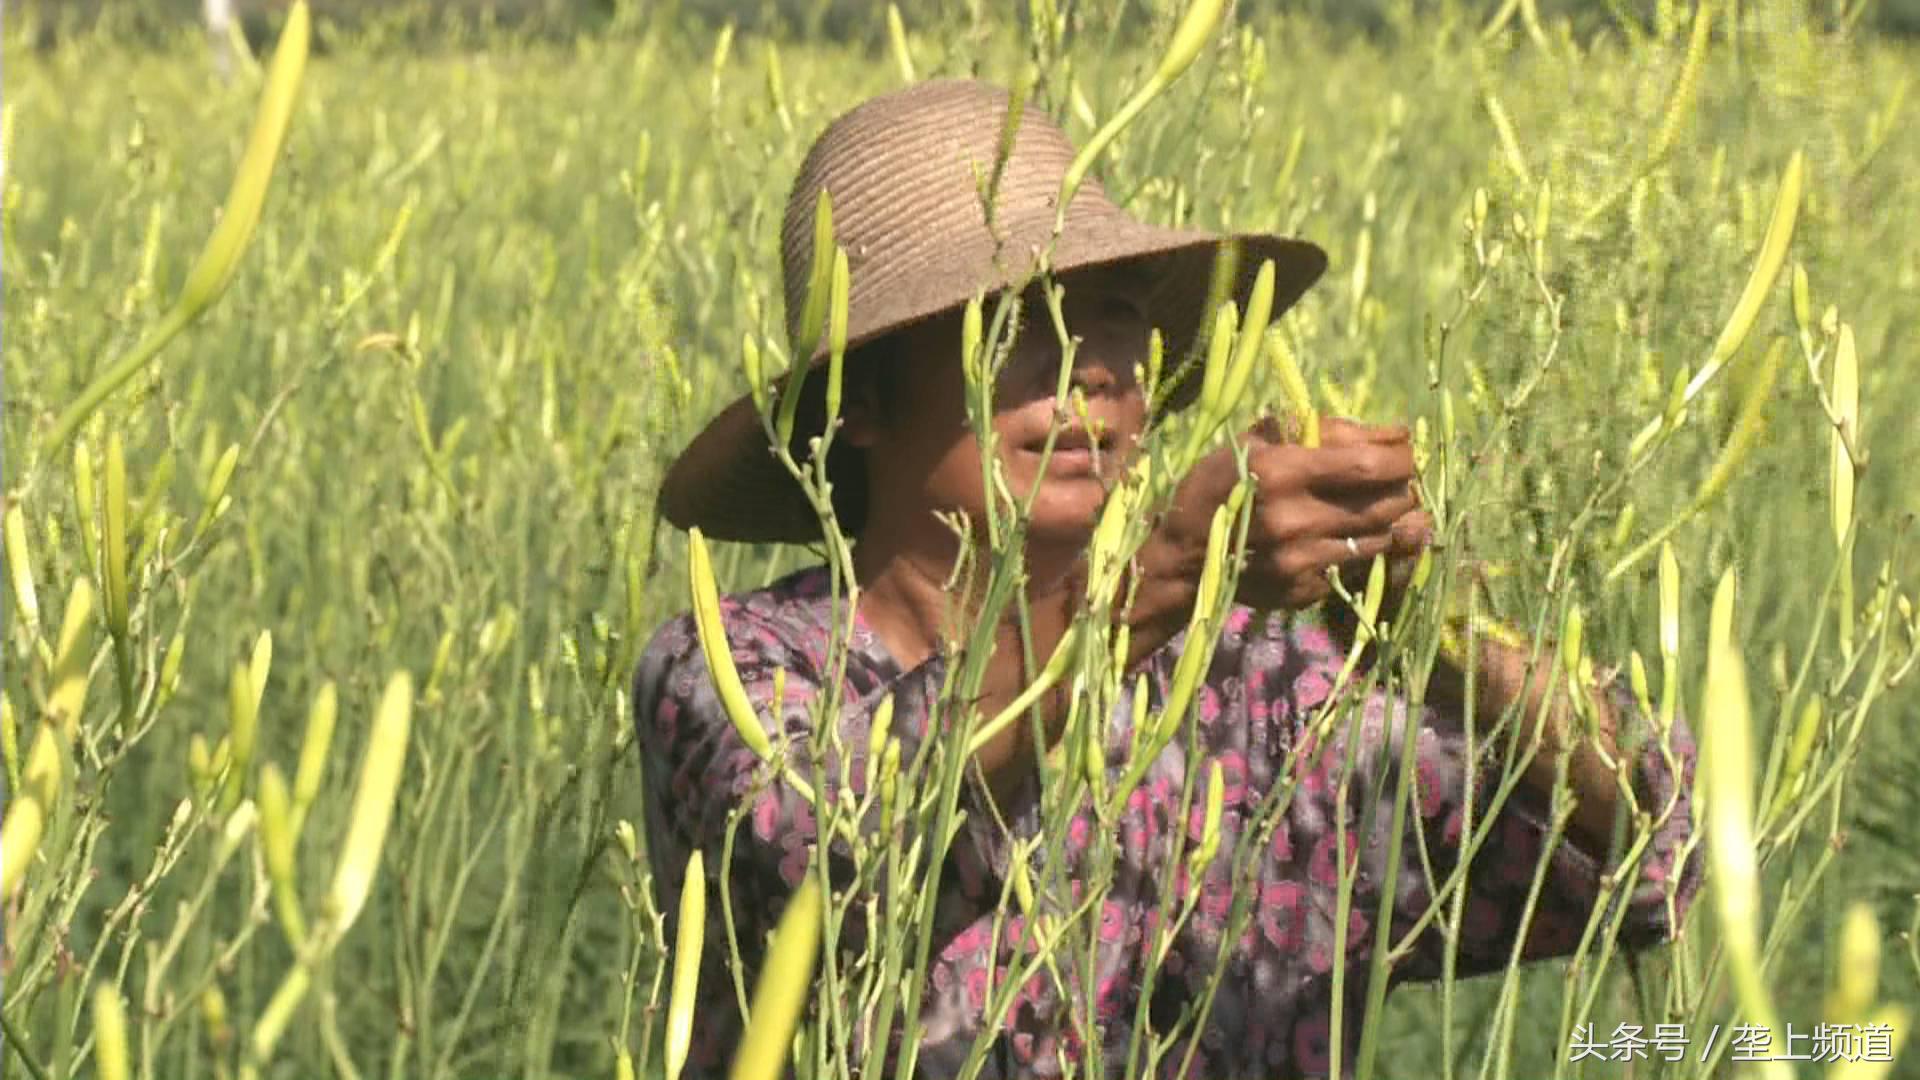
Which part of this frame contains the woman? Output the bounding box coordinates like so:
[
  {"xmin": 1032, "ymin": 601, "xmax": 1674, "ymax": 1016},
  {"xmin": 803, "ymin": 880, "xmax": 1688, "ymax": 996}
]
[{"xmin": 636, "ymin": 78, "xmax": 1701, "ymax": 1078}]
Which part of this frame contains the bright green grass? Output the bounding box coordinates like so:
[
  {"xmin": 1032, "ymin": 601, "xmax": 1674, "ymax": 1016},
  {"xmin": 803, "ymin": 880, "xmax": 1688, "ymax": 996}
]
[{"xmin": 4, "ymin": 3, "xmax": 1918, "ymax": 1077}]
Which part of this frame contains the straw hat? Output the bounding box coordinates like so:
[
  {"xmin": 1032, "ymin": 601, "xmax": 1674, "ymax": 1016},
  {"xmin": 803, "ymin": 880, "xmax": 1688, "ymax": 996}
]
[{"xmin": 657, "ymin": 77, "xmax": 1328, "ymax": 544}]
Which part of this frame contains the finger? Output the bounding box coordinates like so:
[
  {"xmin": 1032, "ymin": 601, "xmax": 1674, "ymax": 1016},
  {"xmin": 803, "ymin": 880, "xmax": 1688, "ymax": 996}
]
[
  {"xmin": 1257, "ymin": 487, "xmax": 1419, "ymax": 545},
  {"xmin": 1296, "ymin": 441, "xmax": 1416, "ymax": 493},
  {"xmin": 1389, "ymin": 511, "xmax": 1436, "ymax": 555},
  {"xmin": 1317, "ymin": 416, "xmax": 1412, "ymax": 447},
  {"xmin": 1262, "ymin": 530, "xmax": 1396, "ymax": 585}
]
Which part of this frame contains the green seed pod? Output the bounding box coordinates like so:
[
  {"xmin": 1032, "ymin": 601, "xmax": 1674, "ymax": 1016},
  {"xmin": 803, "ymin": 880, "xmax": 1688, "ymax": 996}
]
[
  {"xmin": 1610, "ymin": 503, "xmax": 1637, "ymax": 551},
  {"xmin": 72, "ymin": 438, "xmax": 98, "ymax": 575},
  {"xmin": 327, "ymin": 671, "xmax": 413, "ymax": 934},
  {"xmin": 258, "ymin": 763, "xmax": 307, "ymax": 947},
  {"xmin": 103, "ymin": 431, "xmax": 130, "ymax": 641},
  {"xmin": 1687, "ymin": 150, "xmax": 1805, "ymax": 403},
  {"xmin": 291, "ymin": 681, "xmax": 337, "ymax": 839},
  {"xmin": 249, "ymin": 630, "xmax": 273, "ymax": 714},
  {"xmin": 1223, "ymin": 260, "xmax": 1276, "ymax": 409},
  {"xmin": 92, "ymin": 984, "xmax": 132, "ymax": 1080},
  {"xmin": 666, "ymin": 850, "xmax": 707, "ymax": 1080},
  {"xmin": 824, "ymin": 247, "xmax": 851, "ymax": 430},
  {"xmin": 886, "ymin": 4, "xmax": 915, "ymax": 83},
  {"xmin": 1777, "ymin": 696, "xmax": 1822, "ymax": 805},
  {"xmin": 688, "ymin": 528, "xmax": 775, "ymax": 763},
  {"xmin": 617, "ymin": 1049, "xmax": 637, "ymax": 1080},
  {"xmin": 1192, "ymin": 760, "xmax": 1224, "ymax": 871},
  {"xmin": 1195, "ymin": 300, "xmax": 1239, "ymax": 428},
  {"xmin": 730, "ymin": 879, "xmax": 822, "ymax": 1080},
  {"xmin": 1471, "ymin": 188, "xmax": 1489, "ymax": 235},
  {"xmin": 797, "ymin": 191, "xmax": 835, "ymax": 356},
  {"xmin": 43, "ymin": 3, "xmax": 311, "ymax": 454},
  {"xmin": 223, "ymin": 661, "xmax": 257, "ymax": 814},
  {"xmin": 1153, "ymin": 0, "xmax": 1230, "ymax": 86},
  {"xmin": 615, "ymin": 821, "xmax": 639, "ymax": 864},
  {"xmin": 4, "ymin": 502, "xmax": 39, "ymax": 641},
  {"xmin": 1561, "ymin": 605, "xmax": 1585, "ymax": 685}
]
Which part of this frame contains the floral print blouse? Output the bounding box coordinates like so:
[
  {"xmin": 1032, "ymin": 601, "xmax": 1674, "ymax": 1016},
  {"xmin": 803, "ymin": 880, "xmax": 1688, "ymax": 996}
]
[{"xmin": 633, "ymin": 564, "xmax": 1702, "ymax": 1079}]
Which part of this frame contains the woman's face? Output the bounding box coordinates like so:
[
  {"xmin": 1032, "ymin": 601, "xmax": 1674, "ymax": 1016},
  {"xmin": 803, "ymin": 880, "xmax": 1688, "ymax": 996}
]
[{"xmin": 844, "ymin": 264, "xmax": 1156, "ymax": 547}]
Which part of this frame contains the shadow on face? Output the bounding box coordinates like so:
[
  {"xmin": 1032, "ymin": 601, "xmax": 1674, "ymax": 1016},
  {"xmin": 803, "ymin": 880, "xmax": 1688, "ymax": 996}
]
[{"xmin": 837, "ymin": 263, "xmax": 1159, "ymax": 548}]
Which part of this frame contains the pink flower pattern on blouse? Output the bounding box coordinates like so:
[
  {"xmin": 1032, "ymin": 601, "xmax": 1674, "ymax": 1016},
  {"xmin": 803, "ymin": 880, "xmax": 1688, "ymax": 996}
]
[{"xmin": 633, "ymin": 565, "xmax": 1702, "ymax": 1078}]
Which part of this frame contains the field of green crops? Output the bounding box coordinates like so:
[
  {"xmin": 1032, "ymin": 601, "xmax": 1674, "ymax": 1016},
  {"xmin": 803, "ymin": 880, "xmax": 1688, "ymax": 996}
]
[{"xmin": 4, "ymin": 1, "xmax": 1919, "ymax": 1077}]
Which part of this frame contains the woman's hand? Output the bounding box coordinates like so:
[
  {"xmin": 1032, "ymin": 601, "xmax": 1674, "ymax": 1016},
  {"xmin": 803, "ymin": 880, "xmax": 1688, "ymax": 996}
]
[{"xmin": 1120, "ymin": 416, "xmax": 1429, "ymax": 667}]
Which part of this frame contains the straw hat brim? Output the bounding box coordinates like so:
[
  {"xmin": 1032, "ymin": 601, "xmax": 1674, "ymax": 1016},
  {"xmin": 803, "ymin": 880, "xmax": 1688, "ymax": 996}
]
[{"xmin": 658, "ymin": 226, "xmax": 1327, "ymax": 546}]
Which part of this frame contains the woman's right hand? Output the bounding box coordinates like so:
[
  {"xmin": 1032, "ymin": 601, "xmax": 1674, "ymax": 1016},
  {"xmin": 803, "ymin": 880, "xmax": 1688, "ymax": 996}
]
[{"xmin": 1120, "ymin": 416, "xmax": 1427, "ymax": 667}]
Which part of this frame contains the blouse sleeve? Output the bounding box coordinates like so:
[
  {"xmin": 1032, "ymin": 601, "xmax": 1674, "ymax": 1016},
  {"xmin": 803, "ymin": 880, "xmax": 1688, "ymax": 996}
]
[
  {"xmin": 1379, "ymin": 671, "xmax": 1705, "ymax": 983},
  {"xmin": 631, "ymin": 599, "xmax": 1003, "ymax": 958}
]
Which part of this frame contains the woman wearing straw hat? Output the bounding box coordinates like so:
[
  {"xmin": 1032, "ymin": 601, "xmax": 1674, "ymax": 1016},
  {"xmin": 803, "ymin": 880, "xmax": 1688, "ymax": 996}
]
[{"xmin": 636, "ymin": 79, "xmax": 1700, "ymax": 1078}]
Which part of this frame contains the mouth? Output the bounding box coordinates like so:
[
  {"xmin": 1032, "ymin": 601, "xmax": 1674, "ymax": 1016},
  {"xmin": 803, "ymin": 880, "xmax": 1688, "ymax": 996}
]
[{"xmin": 1018, "ymin": 423, "xmax": 1118, "ymax": 475}]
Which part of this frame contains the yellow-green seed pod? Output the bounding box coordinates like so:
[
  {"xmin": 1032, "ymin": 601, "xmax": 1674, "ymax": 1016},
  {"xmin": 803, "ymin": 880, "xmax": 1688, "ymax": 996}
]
[
  {"xmin": 192, "ymin": 444, "xmax": 241, "ymax": 542},
  {"xmin": 1471, "ymin": 188, "xmax": 1489, "ymax": 235},
  {"xmin": 1264, "ymin": 329, "xmax": 1318, "ymax": 447},
  {"xmin": 797, "ymin": 191, "xmax": 834, "ymax": 356},
  {"xmin": 1610, "ymin": 503, "xmax": 1636, "ymax": 551},
  {"xmin": 1560, "ymin": 605, "xmax": 1585, "ymax": 685},
  {"xmin": 49, "ymin": 577, "xmax": 95, "ymax": 739},
  {"xmin": 189, "ymin": 734, "xmax": 216, "ymax": 800},
  {"xmin": 1826, "ymin": 1006, "xmax": 1909, "ymax": 1080},
  {"xmin": 92, "ymin": 984, "xmax": 133, "ymax": 1080},
  {"xmin": 104, "ymin": 431, "xmax": 130, "ymax": 640},
  {"xmin": 1687, "ymin": 150, "xmax": 1804, "ymax": 402},
  {"xmin": 1, "ymin": 694, "xmax": 18, "ymax": 792},
  {"xmin": 24, "ymin": 721, "xmax": 61, "ymax": 810},
  {"xmin": 157, "ymin": 624, "xmax": 188, "ymax": 710},
  {"xmin": 291, "ymin": 681, "xmax": 337, "ymax": 839},
  {"xmin": 1700, "ymin": 568, "xmax": 1784, "ymax": 1077},
  {"xmin": 764, "ymin": 42, "xmax": 790, "ymax": 133},
  {"xmin": 665, "ymin": 850, "xmax": 707, "ymax": 1080},
  {"xmin": 743, "ymin": 333, "xmax": 767, "ymax": 415},
  {"xmin": 1778, "ymin": 696, "xmax": 1823, "ymax": 802},
  {"xmin": 687, "ymin": 528, "xmax": 773, "ymax": 763},
  {"xmin": 327, "ymin": 671, "xmax": 413, "ymax": 935},
  {"xmin": 730, "ymin": 879, "xmax": 823, "ymax": 1080},
  {"xmin": 1659, "ymin": 543, "xmax": 1681, "ymax": 661},
  {"xmin": 615, "ymin": 821, "xmax": 639, "ymax": 864},
  {"xmin": 1195, "ymin": 300, "xmax": 1239, "ymax": 428},
  {"xmin": 1010, "ymin": 854, "xmax": 1036, "ymax": 916},
  {"xmin": 824, "ymin": 247, "xmax": 851, "ymax": 427},
  {"xmin": 73, "ymin": 438, "xmax": 98, "ymax": 574},
  {"xmin": 258, "ymin": 763, "xmax": 307, "ymax": 947},
  {"xmin": 223, "ymin": 661, "xmax": 257, "ymax": 813},
  {"xmin": 886, "ymin": 4, "xmax": 915, "ymax": 82},
  {"xmin": 1, "ymin": 795, "xmax": 44, "ymax": 899},
  {"xmin": 1827, "ymin": 902, "xmax": 1881, "ymax": 1026},
  {"xmin": 1821, "ymin": 303, "xmax": 1839, "ymax": 340},
  {"xmin": 617, "ymin": 1049, "xmax": 637, "ymax": 1080},
  {"xmin": 1222, "ymin": 261, "xmax": 1276, "ymax": 410},
  {"xmin": 1193, "ymin": 761, "xmax": 1224, "ymax": 870},
  {"xmin": 868, "ymin": 693, "xmax": 895, "ymax": 773},
  {"xmin": 1831, "ymin": 323, "xmax": 1859, "ymax": 548},
  {"xmin": 202, "ymin": 986, "xmax": 232, "ymax": 1050},
  {"xmin": 961, "ymin": 293, "xmax": 984, "ymax": 388},
  {"xmin": 4, "ymin": 502, "xmax": 38, "ymax": 641},
  {"xmin": 878, "ymin": 739, "xmax": 900, "ymax": 827},
  {"xmin": 1153, "ymin": 0, "xmax": 1230, "ymax": 86},
  {"xmin": 1629, "ymin": 652, "xmax": 1654, "ymax": 719}
]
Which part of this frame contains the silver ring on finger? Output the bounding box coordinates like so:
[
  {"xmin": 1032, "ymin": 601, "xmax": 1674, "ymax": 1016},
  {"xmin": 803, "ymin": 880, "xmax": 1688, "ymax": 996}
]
[{"xmin": 1345, "ymin": 536, "xmax": 1360, "ymax": 557}]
